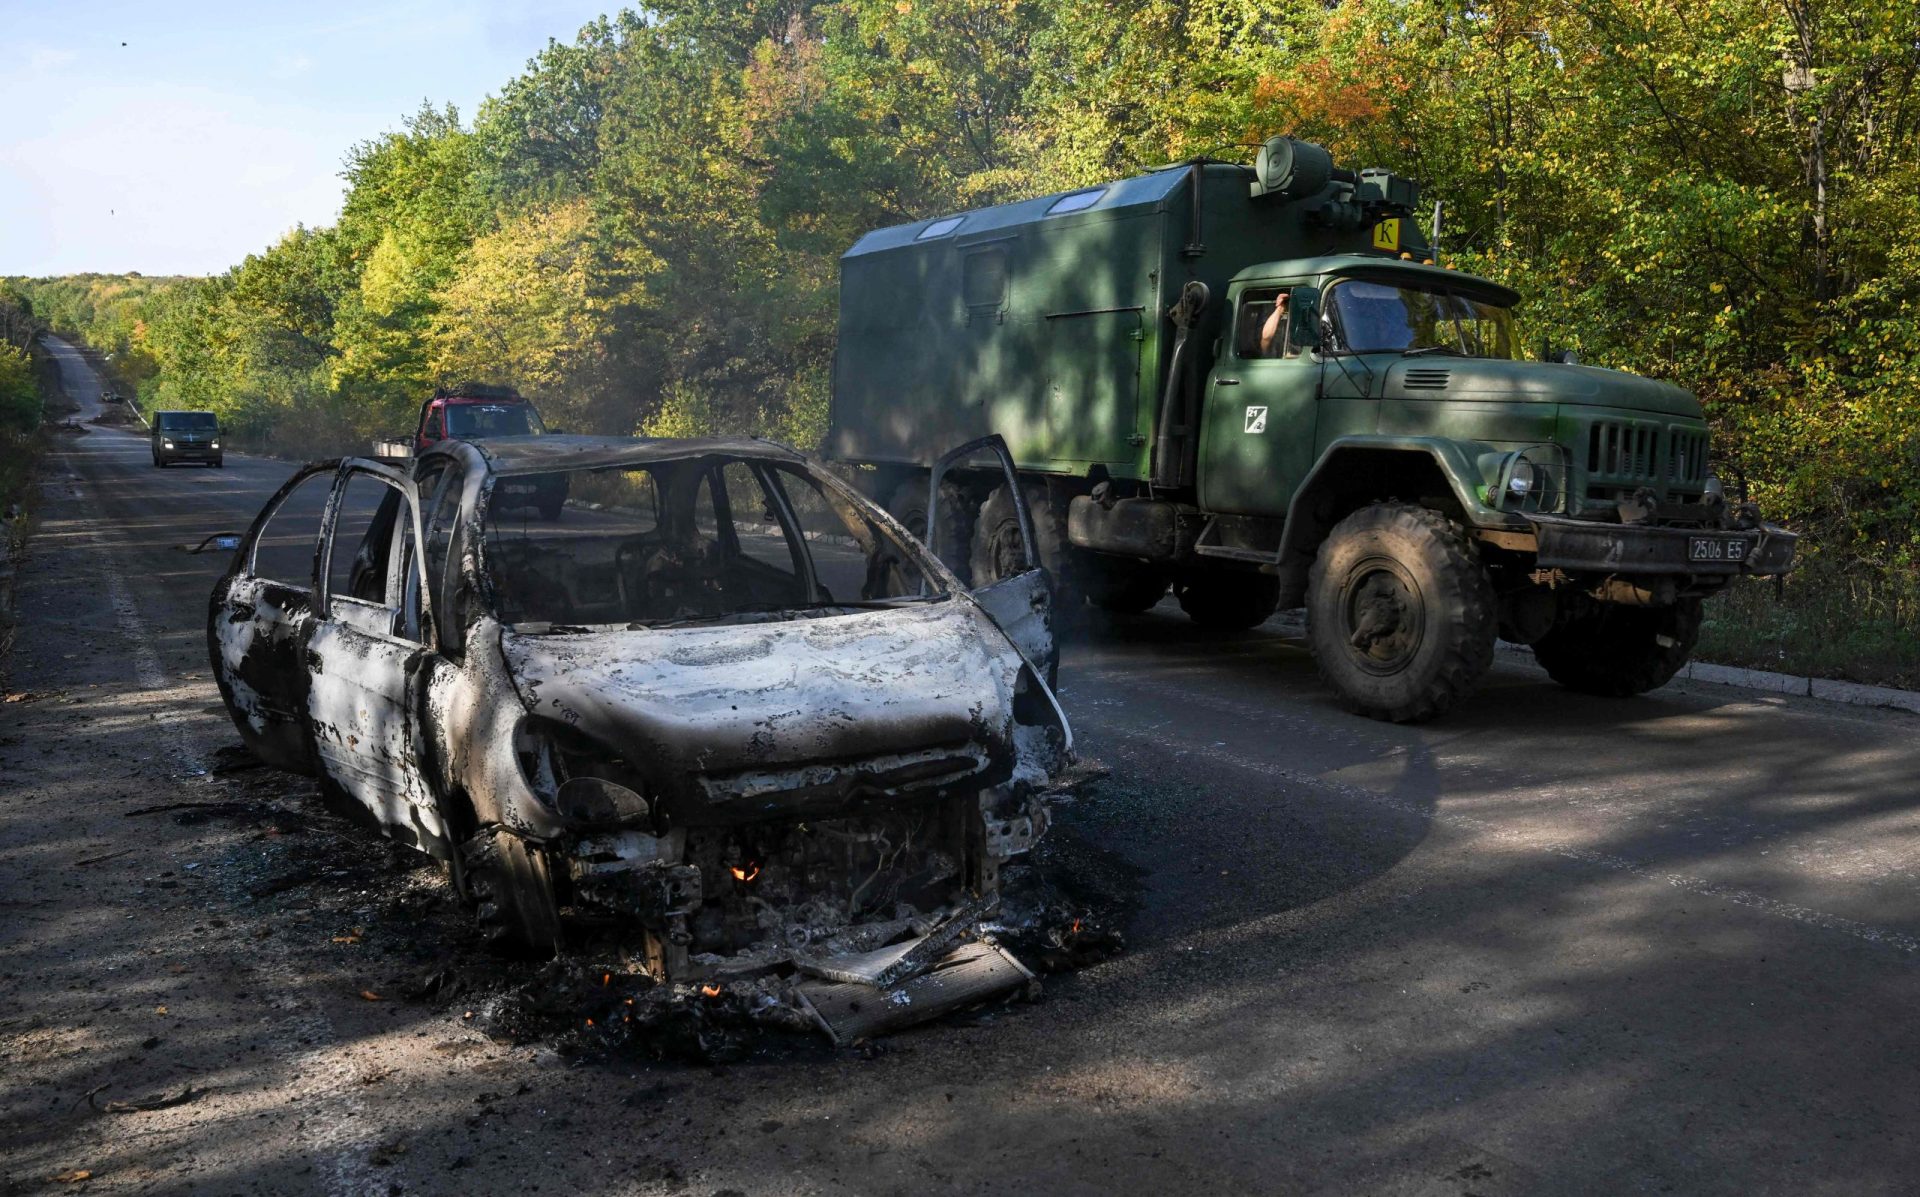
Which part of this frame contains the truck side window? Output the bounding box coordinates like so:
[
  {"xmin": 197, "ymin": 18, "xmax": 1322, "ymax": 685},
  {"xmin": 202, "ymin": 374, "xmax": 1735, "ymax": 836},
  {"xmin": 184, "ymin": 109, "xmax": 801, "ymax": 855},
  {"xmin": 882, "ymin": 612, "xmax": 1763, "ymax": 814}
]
[
  {"xmin": 1235, "ymin": 288, "xmax": 1294, "ymax": 359},
  {"xmin": 963, "ymin": 248, "xmax": 1008, "ymax": 310}
]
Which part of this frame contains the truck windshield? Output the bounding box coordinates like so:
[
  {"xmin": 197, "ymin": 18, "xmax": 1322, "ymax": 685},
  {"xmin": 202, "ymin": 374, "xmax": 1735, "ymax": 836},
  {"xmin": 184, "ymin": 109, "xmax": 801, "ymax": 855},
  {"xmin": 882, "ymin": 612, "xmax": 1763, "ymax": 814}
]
[
  {"xmin": 1326, "ymin": 279, "xmax": 1516, "ymax": 359},
  {"xmin": 444, "ymin": 403, "xmax": 544, "ymax": 438},
  {"xmin": 481, "ymin": 457, "xmax": 942, "ymax": 629},
  {"xmin": 159, "ymin": 412, "xmax": 218, "ymax": 431}
]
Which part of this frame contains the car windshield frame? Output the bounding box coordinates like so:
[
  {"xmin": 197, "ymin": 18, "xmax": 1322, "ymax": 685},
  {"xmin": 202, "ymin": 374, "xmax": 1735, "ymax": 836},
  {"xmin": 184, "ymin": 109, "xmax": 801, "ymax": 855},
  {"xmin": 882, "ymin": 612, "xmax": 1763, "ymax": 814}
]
[
  {"xmin": 1324, "ymin": 277, "xmax": 1518, "ymax": 359},
  {"xmin": 474, "ymin": 453, "xmax": 948, "ymax": 631}
]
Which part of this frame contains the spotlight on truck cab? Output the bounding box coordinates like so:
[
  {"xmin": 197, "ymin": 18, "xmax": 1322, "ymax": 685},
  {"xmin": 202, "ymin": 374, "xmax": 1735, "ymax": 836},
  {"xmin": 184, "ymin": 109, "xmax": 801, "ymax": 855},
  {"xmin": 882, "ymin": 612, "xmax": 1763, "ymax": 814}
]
[{"xmin": 1251, "ymin": 136, "xmax": 1334, "ymax": 200}]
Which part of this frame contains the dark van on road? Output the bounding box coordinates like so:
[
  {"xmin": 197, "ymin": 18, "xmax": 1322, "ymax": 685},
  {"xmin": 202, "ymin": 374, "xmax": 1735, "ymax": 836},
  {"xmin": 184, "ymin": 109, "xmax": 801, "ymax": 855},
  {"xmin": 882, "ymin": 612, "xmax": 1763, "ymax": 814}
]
[{"xmin": 151, "ymin": 411, "xmax": 223, "ymax": 468}]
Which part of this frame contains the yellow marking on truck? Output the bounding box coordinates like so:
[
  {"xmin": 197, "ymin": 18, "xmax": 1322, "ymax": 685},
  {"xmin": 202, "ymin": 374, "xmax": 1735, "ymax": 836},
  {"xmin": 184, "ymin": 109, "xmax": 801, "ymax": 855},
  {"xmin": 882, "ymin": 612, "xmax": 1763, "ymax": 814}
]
[{"xmin": 1372, "ymin": 219, "xmax": 1401, "ymax": 252}]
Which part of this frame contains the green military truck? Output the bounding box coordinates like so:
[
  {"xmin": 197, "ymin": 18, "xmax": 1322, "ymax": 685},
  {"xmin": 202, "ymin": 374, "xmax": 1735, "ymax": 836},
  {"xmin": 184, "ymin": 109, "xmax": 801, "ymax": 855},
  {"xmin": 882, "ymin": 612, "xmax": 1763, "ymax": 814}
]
[{"xmin": 827, "ymin": 137, "xmax": 1796, "ymax": 722}]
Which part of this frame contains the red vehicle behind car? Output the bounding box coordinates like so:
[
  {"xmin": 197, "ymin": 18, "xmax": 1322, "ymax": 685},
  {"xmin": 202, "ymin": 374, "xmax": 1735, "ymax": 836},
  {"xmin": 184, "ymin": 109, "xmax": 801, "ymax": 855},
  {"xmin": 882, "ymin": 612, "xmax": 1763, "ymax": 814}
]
[
  {"xmin": 414, "ymin": 383, "xmax": 546, "ymax": 453},
  {"xmin": 376, "ymin": 383, "xmax": 567, "ymax": 519}
]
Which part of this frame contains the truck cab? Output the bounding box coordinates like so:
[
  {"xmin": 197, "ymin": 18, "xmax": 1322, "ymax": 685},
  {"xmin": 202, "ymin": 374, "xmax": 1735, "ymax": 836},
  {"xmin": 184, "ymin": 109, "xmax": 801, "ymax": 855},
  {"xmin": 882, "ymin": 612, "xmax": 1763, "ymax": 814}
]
[{"xmin": 827, "ymin": 137, "xmax": 1795, "ymax": 722}]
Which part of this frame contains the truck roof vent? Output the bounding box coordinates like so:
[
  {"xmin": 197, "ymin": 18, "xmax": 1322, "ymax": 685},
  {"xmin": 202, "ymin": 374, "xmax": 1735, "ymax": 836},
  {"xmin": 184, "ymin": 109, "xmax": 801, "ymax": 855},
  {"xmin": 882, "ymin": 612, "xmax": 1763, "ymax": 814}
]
[{"xmin": 1403, "ymin": 368, "xmax": 1451, "ymax": 390}]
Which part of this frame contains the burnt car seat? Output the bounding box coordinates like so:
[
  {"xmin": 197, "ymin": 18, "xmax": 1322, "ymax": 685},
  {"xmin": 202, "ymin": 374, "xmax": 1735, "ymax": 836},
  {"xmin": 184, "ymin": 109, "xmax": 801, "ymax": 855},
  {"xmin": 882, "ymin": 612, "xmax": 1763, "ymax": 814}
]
[{"xmin": 620, "ymin": 536, "xmax": 737, "ymax": 623}]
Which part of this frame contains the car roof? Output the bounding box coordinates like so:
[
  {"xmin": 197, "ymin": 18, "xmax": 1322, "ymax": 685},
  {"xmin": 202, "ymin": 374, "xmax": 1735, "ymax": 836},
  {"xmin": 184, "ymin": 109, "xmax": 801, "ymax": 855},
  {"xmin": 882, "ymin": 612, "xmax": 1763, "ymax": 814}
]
[
  {"xmin": 434, "ymin": 393, "xmax": 532, "ymax": 405},
  {"xmin": 422, "ymin": 434, "xmax": 809, "ymax": 478}
]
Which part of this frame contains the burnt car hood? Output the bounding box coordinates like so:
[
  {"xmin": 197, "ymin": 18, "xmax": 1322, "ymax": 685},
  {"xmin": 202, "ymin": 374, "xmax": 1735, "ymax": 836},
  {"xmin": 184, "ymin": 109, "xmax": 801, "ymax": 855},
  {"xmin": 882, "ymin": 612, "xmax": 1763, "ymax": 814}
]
[{"xmin": 499, "ymin": 600, "xmax": 1046, "ymax": 823}]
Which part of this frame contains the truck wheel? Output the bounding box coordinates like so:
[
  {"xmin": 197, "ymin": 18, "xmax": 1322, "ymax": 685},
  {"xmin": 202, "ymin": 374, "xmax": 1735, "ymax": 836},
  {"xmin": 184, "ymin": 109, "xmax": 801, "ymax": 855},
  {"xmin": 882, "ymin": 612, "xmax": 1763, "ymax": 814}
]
[
  {"xmin": 1531, "ymin": 598, "xmax": 1702, "ymax": 697},
  {"xmin": 1174, "ymin": 567, "xmax": 1279, "ymax": 629},
  {"xmin": 888, "ymin": 477, "xmax": 974, "ymax": 584},
  {"xmin": 462, "ymin": 829, "xmax": 562, "ymax": 958},
  {"xmin": 1085, "ymin": 558, "xmax": 1171, "ymax": 613},
  {"xmin": 971, "ymin": 481, "xmax": 1080, "ymax": 608},
  {"xmin": 1307, "ymin": 503, "xmax": 1495, "ymax": 723}
]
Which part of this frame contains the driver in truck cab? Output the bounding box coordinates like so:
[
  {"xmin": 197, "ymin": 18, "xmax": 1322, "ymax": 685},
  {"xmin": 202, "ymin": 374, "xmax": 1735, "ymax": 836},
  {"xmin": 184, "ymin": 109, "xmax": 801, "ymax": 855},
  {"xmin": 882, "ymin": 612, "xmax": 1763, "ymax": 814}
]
[{"xmin": 1240, "ymin": 289, "xmax": 1297, "ymax": 358}]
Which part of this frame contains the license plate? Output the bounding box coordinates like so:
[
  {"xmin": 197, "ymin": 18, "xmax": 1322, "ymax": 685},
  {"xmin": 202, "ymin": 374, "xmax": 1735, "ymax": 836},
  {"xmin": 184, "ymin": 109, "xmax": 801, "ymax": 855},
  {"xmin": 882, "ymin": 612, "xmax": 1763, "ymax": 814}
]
[{"xmin": 1689, "ymin": 535, "xmax": 1748, "ymax": 563}]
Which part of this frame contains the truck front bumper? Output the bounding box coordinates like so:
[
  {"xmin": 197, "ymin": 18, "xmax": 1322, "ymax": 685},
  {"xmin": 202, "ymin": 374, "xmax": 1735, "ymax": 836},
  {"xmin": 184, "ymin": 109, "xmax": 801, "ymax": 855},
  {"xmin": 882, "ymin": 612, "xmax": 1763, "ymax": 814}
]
[{"xmin": 1524, "ymin": 514, "xmax": 1798, "ymax": 577}]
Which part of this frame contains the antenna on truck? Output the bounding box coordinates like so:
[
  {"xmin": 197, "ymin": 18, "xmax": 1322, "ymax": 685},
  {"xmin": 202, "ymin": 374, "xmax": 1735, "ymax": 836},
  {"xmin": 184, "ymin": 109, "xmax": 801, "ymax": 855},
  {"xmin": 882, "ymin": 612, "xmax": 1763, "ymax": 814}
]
[{"xmin": 1430, "ymin": 199, "xmax": 1444, "ymax": 264}]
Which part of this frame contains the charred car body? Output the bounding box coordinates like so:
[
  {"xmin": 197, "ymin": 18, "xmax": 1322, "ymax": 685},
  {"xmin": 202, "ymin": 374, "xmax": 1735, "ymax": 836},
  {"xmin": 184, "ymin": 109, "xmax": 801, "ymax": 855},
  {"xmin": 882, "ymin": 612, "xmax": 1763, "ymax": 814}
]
[{"xmin": 209, "ymin": 435, "xmax": 1068, "ymax": 982}]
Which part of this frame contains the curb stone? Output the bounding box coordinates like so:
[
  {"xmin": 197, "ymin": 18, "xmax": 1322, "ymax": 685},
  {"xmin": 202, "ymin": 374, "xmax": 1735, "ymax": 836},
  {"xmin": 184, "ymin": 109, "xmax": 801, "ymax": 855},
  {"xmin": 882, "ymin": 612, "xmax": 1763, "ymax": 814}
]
[{"xmin": 1494, "ymin": 639, "xmax": 1920, "ymax": 716}]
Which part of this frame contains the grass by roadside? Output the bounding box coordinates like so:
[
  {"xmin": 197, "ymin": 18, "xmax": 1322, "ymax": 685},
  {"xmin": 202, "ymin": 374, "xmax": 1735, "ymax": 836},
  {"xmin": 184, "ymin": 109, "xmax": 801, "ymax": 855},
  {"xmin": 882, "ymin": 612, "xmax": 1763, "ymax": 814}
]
[
  {"xmin": 0, "ymin": 348, "xmax": 74, "ymax": 684},
  {"xmin": 0, "ymin": 427, "xmax": 48, "ymax": 686},
  {"xmin": 1697, "ymin": 559, "xmax": 1920, "ymax": 692}
]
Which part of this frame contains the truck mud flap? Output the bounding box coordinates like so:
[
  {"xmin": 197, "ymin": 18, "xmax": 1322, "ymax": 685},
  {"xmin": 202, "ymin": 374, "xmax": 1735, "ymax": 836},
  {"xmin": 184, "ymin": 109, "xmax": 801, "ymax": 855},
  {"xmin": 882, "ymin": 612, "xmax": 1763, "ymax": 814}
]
[{"xmin": 794, "ymin": 938, "xmax": 1039, "ymax": 1045}]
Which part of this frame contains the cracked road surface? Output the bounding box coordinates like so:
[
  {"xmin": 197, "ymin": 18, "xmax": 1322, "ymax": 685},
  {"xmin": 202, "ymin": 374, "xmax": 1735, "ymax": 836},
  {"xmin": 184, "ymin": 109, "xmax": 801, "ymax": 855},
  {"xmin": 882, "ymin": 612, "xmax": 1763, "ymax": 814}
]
[{"xmin": 4, "ymin": 336, "xmax": 1919, "ymax": 1194}]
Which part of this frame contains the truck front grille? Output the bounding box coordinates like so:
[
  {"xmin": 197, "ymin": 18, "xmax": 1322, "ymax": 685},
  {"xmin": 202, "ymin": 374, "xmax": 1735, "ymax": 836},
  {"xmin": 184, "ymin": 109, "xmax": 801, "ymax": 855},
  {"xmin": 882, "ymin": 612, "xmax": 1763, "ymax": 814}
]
[
  {"xmin": 1586, "ymin": 421, "xmax": 1706, "ymax": 490},
  {"xmin": 1668, "ymin": 428, "xmax": 1708, "ymax": 484}
]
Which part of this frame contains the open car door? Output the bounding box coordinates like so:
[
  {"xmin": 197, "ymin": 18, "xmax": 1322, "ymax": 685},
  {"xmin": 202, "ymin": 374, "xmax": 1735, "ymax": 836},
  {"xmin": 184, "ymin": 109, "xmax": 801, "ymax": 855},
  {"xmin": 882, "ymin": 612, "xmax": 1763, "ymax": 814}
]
[
  {"xmin": 305, "ymin": 460, "xmax": 450, "ymax": 854},
  {"xmin": 209, "ymin": 463, "xmax": 338, "ymax": 773},
  {"xmin": 928, "ymin": 435, "xmax": 1059, "ymax": 682}
]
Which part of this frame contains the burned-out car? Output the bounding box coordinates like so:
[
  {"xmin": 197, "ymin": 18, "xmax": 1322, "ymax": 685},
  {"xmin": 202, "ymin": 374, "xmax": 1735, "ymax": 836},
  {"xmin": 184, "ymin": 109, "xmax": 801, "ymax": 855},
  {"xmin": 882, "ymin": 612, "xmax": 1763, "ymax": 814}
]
[{"xmin": 209, "ymin": 435, "xmax": 1069, "ymax": 986}]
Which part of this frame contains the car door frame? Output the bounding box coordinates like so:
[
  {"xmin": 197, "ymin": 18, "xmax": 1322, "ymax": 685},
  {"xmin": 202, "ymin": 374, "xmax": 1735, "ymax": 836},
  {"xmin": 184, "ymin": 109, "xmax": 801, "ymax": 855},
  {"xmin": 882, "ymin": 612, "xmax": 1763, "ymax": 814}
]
[
  {"xmin": 209, "ymin": 461, "xmax": 340, "ymax": 774},
  {"xmin": 305, "ymin": 458, "xmax": 449, "ymax": 853},
  {"xmin": 927, "ymin": 435, "xmax": 1060, "ymax": 684}
]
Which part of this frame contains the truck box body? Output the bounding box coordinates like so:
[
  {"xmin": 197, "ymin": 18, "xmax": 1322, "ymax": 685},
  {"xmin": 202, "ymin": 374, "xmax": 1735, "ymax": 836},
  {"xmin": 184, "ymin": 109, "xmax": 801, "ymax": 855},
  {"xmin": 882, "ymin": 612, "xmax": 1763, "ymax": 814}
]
[{"xmin": 829, "ymin": 163, "xmax": 1423, "ymax": 479}]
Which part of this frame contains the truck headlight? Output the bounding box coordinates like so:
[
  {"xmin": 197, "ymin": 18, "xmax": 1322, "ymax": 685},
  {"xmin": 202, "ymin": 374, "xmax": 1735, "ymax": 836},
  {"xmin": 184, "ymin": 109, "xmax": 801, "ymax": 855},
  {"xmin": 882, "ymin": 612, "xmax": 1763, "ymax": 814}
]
[
  {"xmin": 1507, "ymin": 463, "xmax": 1536, "ymax": 497},
  {"xmin": 210, "ymin": 441, "xmax": 220, "ymax": 450},
  {"xmin": 162, "ymin": 440, "xmax": 174, "ymax": 448}
]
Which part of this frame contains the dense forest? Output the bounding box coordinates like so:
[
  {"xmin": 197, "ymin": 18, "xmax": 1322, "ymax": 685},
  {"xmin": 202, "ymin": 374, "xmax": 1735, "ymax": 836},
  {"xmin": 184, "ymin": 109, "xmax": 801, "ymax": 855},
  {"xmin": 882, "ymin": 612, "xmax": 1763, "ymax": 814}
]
[{"xmin": 10, "ymin": 0, "xmax": 1920, "ymax": 660}]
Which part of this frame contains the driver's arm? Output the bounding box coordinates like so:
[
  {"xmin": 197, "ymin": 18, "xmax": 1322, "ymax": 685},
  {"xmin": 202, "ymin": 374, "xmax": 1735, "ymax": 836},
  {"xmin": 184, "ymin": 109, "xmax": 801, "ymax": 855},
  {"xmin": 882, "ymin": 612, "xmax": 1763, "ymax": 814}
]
[{"xmin": 1259, "ymin": 300, "xmax": 1286, "ymax": 356}]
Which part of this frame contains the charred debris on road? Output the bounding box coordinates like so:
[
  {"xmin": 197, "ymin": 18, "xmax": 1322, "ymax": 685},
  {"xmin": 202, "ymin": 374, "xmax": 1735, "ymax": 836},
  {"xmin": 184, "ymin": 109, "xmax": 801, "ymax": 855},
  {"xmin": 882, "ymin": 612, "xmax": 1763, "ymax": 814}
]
[{"xmin": 151, "ymin": 743, "xmax": 1125, "ymax": 1064}]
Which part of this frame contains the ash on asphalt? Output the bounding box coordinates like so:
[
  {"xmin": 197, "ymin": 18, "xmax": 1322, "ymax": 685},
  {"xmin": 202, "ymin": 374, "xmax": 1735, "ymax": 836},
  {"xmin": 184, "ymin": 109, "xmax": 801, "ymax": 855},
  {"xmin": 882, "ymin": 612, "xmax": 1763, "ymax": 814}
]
[{"xmin": 211, "ymin": 746, "xmax": 1136, "ymax": 1066}]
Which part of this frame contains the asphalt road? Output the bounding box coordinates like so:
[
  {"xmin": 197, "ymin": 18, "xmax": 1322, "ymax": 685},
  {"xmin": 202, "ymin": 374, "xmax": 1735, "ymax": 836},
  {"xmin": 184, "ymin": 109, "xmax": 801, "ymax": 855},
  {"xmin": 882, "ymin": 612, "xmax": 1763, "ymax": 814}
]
[{"xmin": 4, "ymin": 337, "xmax": 1918, "ymax": 1195}]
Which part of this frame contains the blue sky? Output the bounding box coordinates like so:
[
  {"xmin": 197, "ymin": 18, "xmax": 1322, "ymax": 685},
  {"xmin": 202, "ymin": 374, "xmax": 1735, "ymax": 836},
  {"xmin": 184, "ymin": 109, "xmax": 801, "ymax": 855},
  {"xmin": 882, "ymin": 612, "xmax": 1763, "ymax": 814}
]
[{"xmin": 0, "ymin": 1, "xmax": 616, "ymax": 277}]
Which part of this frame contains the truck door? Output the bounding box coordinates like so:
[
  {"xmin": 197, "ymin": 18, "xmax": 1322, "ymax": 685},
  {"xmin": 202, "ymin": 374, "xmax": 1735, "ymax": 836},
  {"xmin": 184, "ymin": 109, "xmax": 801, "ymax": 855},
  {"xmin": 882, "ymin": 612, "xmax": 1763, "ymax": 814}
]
[
  {"xmin": 928, "ymin": 436, "xmax": 1058, "ymax": 683},
  {"xmin": 305, "ymin": 461, "xmax": 448, "ymax": 851},
  {"xmin": 1044, "ymin": 306, "xmax": 1142, "ymax": 463},
  {"xmin": 1197, "ymin": 282, "xmax": 1325, "ymax": 515},
  {"xmin": 210, "ymin": 464, "xmax": 338, "ymax": 773}
]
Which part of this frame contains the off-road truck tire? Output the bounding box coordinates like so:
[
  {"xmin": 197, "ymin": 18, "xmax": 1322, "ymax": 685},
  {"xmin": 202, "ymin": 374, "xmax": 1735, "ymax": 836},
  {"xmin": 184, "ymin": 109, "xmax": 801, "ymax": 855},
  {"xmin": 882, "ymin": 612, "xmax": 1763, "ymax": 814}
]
[
  {"xmin": 463, "ymin": 829, "xmax": 563, "ymax": 958},
  {"xmin": 1174, "ymin": 567, "xmax": 1280, "ymax": 629},
  {"xmin": 888, "ymin": 476, "xmax": 975, "ymax": 584},
  {"xmin": 1307, "ymin": 503, "xmax": 1496, "ymax": 723},
  {"xmin": 1531, "ymin": 597, "xmax": 1703, "ymax": 697},
  {"xmin": 1085, "ymin": 558, "xmax": 1172, "ymax": 613},
  {"xmin": 971, "ymin": 481, "xmax": 1081, "ymax": 609}
]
